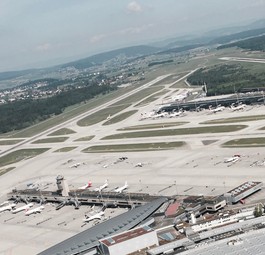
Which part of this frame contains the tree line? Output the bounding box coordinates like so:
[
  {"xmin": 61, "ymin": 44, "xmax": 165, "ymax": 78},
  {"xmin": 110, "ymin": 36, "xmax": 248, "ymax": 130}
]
[
  {"xmin": 187, "ymin": 64, "xmax": 265, "ymax": 96},
  {"xmin": 0, "ymin": 84, "xmax": 116, "ymax": 133}
]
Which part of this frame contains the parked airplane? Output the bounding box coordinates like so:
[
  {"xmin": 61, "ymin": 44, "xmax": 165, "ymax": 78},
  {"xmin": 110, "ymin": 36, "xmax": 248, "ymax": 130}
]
[
  {"xmin": 0, "ymin": 203, "xmax": 16, "ymax": 213},
  {"xmin": 12, "ymin": 203, "xmax": 33, "ymax": 214},
  {"xmin": 0, "ymin": 201, "xmax": 10, "ymax": 207},
  {"xmin": 169, "ymin": 109, "xmax": 183, "ymax": 117},
  {"xmin": 152, "ymin": 111, "xmax": 168, "ymax": 119},
  {"xmin": 78, "ymin": 181, "xmax": 92, "ymax": 190},
  {"xmin": 224, "ymin": 155, "xmax": 241, "ymax": 163},
  {"xmin": 209, "ymin": 104, "xmax": 225, "ymax": 113},
  {"xmin": 83, "ymin": 210, "xmax": 105, "ymax": 222},
  {"xmin": 94, "ymin": 180, "xmax": 108, "ymax": 192},
  {"xmin": 114, "ymin": 181, "xmax": 129, "ymax": 193},
  {"xmin": 70, "ymin": 163, "xmax": 80, "ymax": 168},
  {"xmin": 25, "ymin": 205, "xmax": 45, "ymax": 216},
  {"xmin": 231, "ymin": 103, "xmax": 246, "ymax": 111},
  {"xmin": 140, "ymin": 111, "xmax": 155, "ymax": 120}
]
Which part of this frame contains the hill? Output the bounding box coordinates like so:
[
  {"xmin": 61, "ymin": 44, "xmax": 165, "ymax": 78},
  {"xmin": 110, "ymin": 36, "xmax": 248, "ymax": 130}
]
[
  {"xmin": 217, "ymin": 34, "xmax": 265, "ymax": 51},
  {"xmin": 210, "ymin": 27, "xmax": 265, "ymax": 44},
  {"xmin": 60, "ymin": 45, "xmax": 160, "ymax": 69}
]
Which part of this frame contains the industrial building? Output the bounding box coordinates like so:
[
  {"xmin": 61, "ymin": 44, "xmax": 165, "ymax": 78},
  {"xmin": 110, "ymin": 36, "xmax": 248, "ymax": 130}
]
[
  {"xmin": 38, "ymin": 197, "xmax": 167, "ymax": 255},
  {"xmin": 99, "ymin": 226, "xmax": 158, "ymax": 255},
  {"xmin": 224, "ymin": 181, "xmax": 263, "ymax": 204}
]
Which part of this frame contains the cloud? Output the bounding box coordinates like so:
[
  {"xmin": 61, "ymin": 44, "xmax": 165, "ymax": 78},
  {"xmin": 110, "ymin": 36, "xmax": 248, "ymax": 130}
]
[
  {"xmin": 89, "ymin": 34, "xmax": 107, "ymax": 44},
  {"xmin": 119, "ymin": 24, "xmax": 153, "ymax": 35},
  {"xmin": 35, "ymin": 43, "xmax": 52, "ymax": 52},
  {"xmin": 127, "ymin": 1, "xmax": 142, "ymax": 13}
]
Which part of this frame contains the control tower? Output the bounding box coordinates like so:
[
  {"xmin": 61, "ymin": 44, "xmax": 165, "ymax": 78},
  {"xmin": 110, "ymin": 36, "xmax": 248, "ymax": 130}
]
[{"xmin": 56, "ymin": 175, "xmax": 69, "ymax": 197}]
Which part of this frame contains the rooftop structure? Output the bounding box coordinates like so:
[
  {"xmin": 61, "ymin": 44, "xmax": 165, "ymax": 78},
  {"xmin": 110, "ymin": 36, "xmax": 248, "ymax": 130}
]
[
  {"xmin": 38, "ymin": 197, "xmax": 167, "ymax": 255},
  {"xmin": 99, "ymin": 226, "xmax": 158, "ymax": 255},
  {"xmin": 224, "ymin": 181, "xmax": 263, "ymax": 204}
]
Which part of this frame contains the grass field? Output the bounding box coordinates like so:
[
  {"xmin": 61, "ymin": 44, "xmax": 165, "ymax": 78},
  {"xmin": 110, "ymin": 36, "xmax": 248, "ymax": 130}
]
[
  {"xmin": 102, "ymin": 125, "xmax": 247, "ymax": 140},
  {"xmin": 74, "ymin": 136, "xmax": 95, "ymax": 142},
  {"xmin": 118, "ymin": 122, "xmax": 189, "ymax": 131},
  {"xmin": 102, "ymin": 110, "xmax": 138, "ymax": 126},
  {"xmin": 201, "ymin": 115, "xmax": 265, "ymax": 125},
  {"xmin": 111, "ymin": 86, "xmax": 164, "ymax": 106},
  {"xmin": 0, "ymin": 148, "xmax": 50, "ymax": 168},
  {"xmin": 53, "ymin": 147, "xmax": 77, "ymax": 152},
  {"xmin": 3, "ymin": 85, "xmax": 140, "ymax": 138},
  {"xmin": 77, "ymin": 104, "xmax": 131, "ymax": 126},
  {"xmin": 0, "ymin": 167, "xmax": 16, "ymax": 176},
  {"xmin": 0, "ymin": 139, "xmax": 23, "ymax": 145},
  {"xmin": 32, "ymin": 137, "xmax": 68, "ymax": 144},
  {"xmin": 223, "ymin": 137, "xmax": 265, "ymax": 147},
  {"xmin": 135, "ymin": 89, "xmax": 170, "ymax": 107},
  {"xmin": 48, "ymin": 128, "xmax": 76, "ymax": 136},
  {"xmin": 82, "ymin": 141, "xmax": 185, "ymax": 153}
]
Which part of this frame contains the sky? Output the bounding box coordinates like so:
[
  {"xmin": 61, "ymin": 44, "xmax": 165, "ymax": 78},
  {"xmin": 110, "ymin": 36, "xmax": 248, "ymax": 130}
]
[{"xmin": 0, "ymin": 0, "xmax": 265, "ymax": 72}]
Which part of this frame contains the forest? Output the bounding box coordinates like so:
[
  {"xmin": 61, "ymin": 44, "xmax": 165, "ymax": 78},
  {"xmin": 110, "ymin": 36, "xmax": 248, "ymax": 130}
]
[
  {"xmin": 217, "ymin": 35, "xmax": 265, "ymax": 51},
  {"xmin": 0, "ymin": 84, "xmax": 116, "ymax": 134},
  {"xmin": 187, "ymin": 64, "xmax": 265, "ymax": 96}
]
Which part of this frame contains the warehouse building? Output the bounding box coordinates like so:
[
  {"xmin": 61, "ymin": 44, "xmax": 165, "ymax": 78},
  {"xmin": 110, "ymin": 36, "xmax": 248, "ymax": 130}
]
[
  {"xmin": 38, "ymin": 197, "xmax": 167, "ymax": 255},
  {"xmin": 99, "ymin": 226, "xmax": 158, "ymax": 255},
  {"xmin": 224, "ymin": 181, "xmax": 263, "ymax": 204}
]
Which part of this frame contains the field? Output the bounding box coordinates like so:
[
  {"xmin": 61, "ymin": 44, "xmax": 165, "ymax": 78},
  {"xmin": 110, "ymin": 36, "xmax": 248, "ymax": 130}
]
[
  {"xmin": 223, "ymin": 137, "xmax": 265, "ymax": 147},
  {"xmin": 102, "ymin": 110, "xmax": 138, "ymax": 126},
  {"xmin": 102, "ymin": 125, "xmax": 247, "ymax": 140},
  {"xmin": 0, "ymin": 139, "xmax": 23, "ymax": 145},
  {"xmin": 48, "ymin": 128, "xmax": 76, "ymax": 136},
  {"xmin": 53, "ymin": 147, "xmax": 77, "ymax": 152},
  {"xmin": 32, "ymin": 137, "xmax": 69, "ymax": 144},
  {"xmin": 0, "ymin": 148, "xmax": 49, "ymax": 168},
  {"xmin": 118, "ymin": 122, "xmax": 189, "ymax": 131},
  {"xmin": 77, "ymin": 104, "xmax": 130, "ymax": 126},
  {"xmin": 82, "ymin": 141, "xmax": 185, "ymax": 153},
  {"xmin": 201, "ymin": 115, "xmax": 265, "ymax": 124}
]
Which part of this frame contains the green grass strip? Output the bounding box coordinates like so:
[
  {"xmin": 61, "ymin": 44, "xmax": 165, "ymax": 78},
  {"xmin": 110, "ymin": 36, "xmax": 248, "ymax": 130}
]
[
  {"xmin": 223, "ymin": 137, "xmax": 265, "ymax": 147},
  {"xmin": 32, "ymin": 137, "xmax": 68, "ymax": 144},
  {"xmin": 118, "ymin": 122, "xmax": 188, "ymax": 131},
  {"xmin": 82, "ymin": 141, "xmax": 185, "ymax": 153},
  {"xmin": 0, "ymin": 148, "xmax": 50, "ymax": 167},
  {"xmin": 201, "ymin": 115, "xmax": 265, "ymax": 124},
  {"xmin": 0, "ymin": 139, "xmax": 23, "ymax": 145},
  {"xmin": 77, "ymin": 104, "xmax": 130, "ymax": 126},
  {"xmin": 54, "ymin": 147, "xmax": 77, "ymax": 152},
  {"xmin": 74, "ymin": 136, "xmax": 95, "ymax": 142},
  {"xmin": 48, "ymin": 128, "xmax": 76, "ymax": 136},
  {"xmin": 102, "ymin": 110, "xmax": 138, "ymax": 126},
  {"xmin": 102, "ymin": 125, "xmax": 247, "ymax": 140}
]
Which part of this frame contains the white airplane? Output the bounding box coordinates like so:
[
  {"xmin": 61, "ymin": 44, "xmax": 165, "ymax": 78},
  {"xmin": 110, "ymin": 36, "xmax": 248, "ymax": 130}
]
[
  {"xmin": 152, "ymin": 111, "xmax": 168, "ymax": 119},
  {"xmin": 70, "ymin": 163, "xmax": 80, "ymax": 168},
  {"xmin": 209, "ymin": 105, "xmax": 225, "ymax": 113},
  {"xmin": 0, "ymin": 203, "xmax": 16, "ymax": 213},
  {"xmin": 169, "ymin": 110, "xmax": 183, "ymax": 117},
  {"xmin": 25, "ymin": 205, "xmax": 45, "ymax": 216},
  {"xmin": 106, "ymin": 114, "xmax": 111, "ymax": 121},
  {"xmin": 231, "ymin": 103, "xmax": 246, "ymax": 111},
  {"xmin": 78, "ymin": 181, "xmax": 92, "ymax": 190},
  {"xmin": 0, "ymin": 201, "xmax": 10, "ymax": 207},
  {"xmin": 83, "ymin": 210, "xmax": 104, "ymax": 223},
  {"xmin": 140, "ymin": 111, "xmax": 155, "ymax": 120},
  {"xmin": 12, "ymin": 203, "xmax": 33, "ymax": 214},
  {"xmin": 224, "ymin": 155, "xmax": 241, "ymax": 163},
  {"xmin": 94, "ymin": 180, "xmax": 108, "ymax": 192},
  {"xmin": 114, "ymin": 181, "xmax": 129, "ymax": 193}
]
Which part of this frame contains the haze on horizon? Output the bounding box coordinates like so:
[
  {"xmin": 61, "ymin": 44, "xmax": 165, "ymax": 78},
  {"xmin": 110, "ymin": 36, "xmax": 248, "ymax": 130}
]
[{"xmin": 0, "ymin": 0, "xmax": 264, "ymax": 72}]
